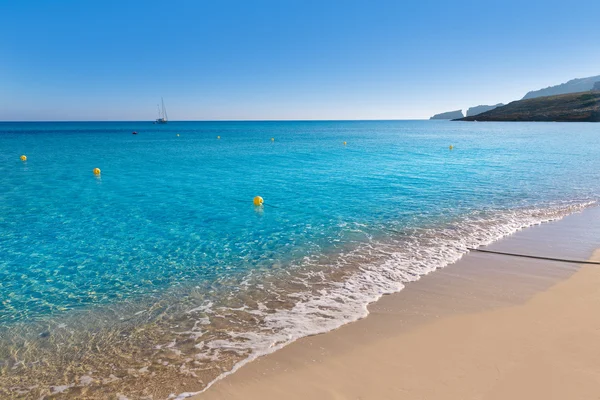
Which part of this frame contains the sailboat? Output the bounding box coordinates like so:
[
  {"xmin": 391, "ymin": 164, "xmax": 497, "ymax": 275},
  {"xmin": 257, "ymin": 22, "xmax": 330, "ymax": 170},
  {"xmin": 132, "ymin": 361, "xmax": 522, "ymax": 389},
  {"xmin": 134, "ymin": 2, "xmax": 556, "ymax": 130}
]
[{"xmin": 155, "ymin": 97, "xmax": 168, "ymax": 124}]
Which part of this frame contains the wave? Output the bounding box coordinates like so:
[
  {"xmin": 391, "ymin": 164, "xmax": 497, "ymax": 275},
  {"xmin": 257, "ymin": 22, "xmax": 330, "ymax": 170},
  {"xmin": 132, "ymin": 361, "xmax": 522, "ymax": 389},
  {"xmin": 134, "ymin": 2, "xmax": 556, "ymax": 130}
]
[{"xmin": 175, "ymin": 200, "xmax": 594, "ymax": 399}]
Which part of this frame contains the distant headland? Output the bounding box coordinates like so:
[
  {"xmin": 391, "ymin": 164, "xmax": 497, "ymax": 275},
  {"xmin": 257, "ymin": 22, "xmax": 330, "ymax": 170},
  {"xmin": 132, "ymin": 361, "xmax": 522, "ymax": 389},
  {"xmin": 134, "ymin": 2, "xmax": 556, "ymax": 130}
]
[
  {"xmin": 430, "ymin": 110, "xmax": 464, "ymax": 120},
  {"xmin": 466, "ymin": 104, "xmax": 504, "ymax": 117},
  {"xmin": 522, "ymin": 75, "xmax": 600, "ymax": 100},
  {"xmin": 457, "ymin": 91, "xmax": 600, "ymax": 122},
  {"xmin": 430, "ymin": 74, "xmax": 600, "ymax": 122}
]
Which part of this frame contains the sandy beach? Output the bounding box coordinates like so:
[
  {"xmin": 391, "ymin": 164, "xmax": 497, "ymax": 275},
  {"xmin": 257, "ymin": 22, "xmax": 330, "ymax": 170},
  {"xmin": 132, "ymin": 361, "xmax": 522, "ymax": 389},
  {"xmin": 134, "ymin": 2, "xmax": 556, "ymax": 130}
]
[{"xmin": 196, "ymin": 207, "xmax": 600, "ymax": 400}]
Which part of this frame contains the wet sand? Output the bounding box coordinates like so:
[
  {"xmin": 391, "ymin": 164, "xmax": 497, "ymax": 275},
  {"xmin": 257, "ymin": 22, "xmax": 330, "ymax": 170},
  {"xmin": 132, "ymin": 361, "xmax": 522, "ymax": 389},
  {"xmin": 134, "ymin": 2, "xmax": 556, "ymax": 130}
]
[{"xmin": 195, "ymin": 207, "xmax": 600, "ymax": 399}]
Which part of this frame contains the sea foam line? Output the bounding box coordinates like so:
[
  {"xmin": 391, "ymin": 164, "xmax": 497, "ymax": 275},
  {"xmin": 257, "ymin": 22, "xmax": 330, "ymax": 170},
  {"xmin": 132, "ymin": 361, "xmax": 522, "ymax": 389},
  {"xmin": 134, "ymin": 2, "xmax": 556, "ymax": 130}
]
[{"xmin": 171, "ymin": 200, "xmax": 596, "ymax": 399}]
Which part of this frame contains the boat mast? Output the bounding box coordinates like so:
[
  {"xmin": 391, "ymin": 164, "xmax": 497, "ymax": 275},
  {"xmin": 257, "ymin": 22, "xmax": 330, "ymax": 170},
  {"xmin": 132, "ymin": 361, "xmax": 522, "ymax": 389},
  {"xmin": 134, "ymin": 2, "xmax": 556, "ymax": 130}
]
[{"xmin": 161, "ymin": 97, "xmax": 168, "ymax": 121}]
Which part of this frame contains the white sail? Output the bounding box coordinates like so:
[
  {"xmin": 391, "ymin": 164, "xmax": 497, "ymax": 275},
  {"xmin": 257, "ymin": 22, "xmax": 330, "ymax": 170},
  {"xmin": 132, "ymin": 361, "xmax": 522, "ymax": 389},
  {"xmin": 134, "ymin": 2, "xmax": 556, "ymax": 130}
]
[
  {"xmin": 155, "ymin": 97, "xmax": 168, "ymax": 124},
  {"xmin": 161, "ymin": 98, "xmax": 168, "ymax": 121}
]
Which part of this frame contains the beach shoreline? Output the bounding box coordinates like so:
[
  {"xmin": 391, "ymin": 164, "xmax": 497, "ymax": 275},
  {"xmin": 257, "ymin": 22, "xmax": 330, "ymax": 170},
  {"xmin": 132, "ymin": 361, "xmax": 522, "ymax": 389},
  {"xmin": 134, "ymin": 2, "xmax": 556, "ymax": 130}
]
[{"xmin": 194, "ymin": 206, "xmax": 600, "ymax": 400}]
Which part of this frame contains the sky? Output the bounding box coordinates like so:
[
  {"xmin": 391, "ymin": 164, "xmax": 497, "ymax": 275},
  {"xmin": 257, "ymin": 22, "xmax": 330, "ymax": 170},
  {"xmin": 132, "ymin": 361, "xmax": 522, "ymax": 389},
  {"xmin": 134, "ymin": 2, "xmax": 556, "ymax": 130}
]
[{"xmin": 1, "ymin": 0, "xmax": 599, "ymax": 121}]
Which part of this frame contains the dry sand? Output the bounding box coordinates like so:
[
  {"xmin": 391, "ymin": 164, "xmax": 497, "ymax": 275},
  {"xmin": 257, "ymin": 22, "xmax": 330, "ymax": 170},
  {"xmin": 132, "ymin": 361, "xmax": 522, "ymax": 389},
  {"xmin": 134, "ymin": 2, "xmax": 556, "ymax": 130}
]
[{"xmin": 195, "ymin": 208, "xmax": 600, "ymax": 400}]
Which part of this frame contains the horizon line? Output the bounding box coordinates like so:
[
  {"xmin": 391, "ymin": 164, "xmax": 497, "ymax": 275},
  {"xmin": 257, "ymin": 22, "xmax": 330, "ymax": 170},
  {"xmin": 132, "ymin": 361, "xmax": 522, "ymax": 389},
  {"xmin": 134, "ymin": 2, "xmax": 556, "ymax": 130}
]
[{"xmin": 0, "ymin": 118, "xmax": 433, "ymax": 123}]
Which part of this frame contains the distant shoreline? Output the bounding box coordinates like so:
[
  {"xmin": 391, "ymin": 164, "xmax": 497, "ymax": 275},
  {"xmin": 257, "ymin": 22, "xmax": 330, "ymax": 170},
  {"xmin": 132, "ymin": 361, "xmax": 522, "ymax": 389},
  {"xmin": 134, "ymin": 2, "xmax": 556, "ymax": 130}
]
[{"xmin": 457, "ymin": 91, "xmax": 600, "ymax": 122}]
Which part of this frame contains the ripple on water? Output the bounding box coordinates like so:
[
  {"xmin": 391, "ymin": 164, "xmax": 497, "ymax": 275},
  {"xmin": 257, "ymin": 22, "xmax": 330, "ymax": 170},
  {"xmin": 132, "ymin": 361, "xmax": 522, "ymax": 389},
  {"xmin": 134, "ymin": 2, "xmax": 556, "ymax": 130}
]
[{"xmin": 0, "ymin": 201, "xmax": 593, "ymax": 399}]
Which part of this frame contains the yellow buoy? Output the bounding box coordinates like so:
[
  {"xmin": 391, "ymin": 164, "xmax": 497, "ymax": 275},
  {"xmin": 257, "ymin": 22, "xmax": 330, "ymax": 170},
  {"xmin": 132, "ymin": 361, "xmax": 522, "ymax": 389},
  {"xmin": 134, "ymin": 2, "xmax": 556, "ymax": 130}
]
[
  {"xmin": 449, "ymin": 145, "xmax": 454, "ymax": 150},
  {"xmin": 253, "ymin": 196, "xmax": 264, "ymax": 206},
  {"xmin": 271, "ymin": 138, "xmax": 275, "ymax": 141},
  {"xmin": 343, "ymin": 141, "xmax": 347, "ymax": 145},
  {"xmin": 20, "ymin": 155, "xmax": 27, "ymax": 161},
  {"xmin": 217, "ymin": 136, "xmax": 221, "ymax": 139},
  {"xmin": 93, "ymin": 168, "xmax": 101, "ymax": 175}
]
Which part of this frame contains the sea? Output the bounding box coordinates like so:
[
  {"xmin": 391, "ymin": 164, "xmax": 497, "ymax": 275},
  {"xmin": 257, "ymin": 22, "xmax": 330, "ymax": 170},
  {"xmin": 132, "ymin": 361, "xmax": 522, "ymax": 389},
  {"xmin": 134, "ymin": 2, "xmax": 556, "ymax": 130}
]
[{"xmin": 1, "ymin": 120, "xmax": 599, "ymax": 398}]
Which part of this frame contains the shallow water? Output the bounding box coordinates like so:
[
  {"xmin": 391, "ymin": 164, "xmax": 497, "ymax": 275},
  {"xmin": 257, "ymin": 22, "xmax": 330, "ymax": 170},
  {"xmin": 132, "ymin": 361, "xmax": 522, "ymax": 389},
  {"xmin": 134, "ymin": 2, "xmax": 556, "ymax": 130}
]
[{"xmin": 0, "ymin": 120, "xmax": 599, "ymax": 398}]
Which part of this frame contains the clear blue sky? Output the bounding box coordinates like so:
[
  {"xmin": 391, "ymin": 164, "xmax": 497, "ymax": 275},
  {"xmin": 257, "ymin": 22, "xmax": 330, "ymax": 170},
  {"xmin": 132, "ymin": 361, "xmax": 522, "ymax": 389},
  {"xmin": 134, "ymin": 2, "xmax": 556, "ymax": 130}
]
[{"xmin": 2, "ymin": 0, "xmax": 599, "ymax": 121}]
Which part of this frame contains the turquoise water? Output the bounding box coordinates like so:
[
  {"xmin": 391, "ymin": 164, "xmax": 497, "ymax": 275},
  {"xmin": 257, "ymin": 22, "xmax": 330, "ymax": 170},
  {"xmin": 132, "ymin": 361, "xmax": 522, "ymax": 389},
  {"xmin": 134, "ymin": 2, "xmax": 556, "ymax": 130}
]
[{"xmin": 1, "ymin": 120, "xmax": 599, "ymax": 398}]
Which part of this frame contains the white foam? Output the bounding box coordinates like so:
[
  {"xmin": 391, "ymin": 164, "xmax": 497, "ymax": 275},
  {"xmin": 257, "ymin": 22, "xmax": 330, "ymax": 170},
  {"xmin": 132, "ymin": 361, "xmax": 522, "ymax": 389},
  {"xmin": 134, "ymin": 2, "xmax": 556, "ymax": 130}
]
[
  {"xmin": 79, "ymin": 375, "xmax": 94, "ymax": 385},
  {"xmin": 51, "ymin": 384, "xmax": 73, "ymax": 394},
  {"xmin": 174, "ymin": 201, "xmax": 595, "ymax": 398}
]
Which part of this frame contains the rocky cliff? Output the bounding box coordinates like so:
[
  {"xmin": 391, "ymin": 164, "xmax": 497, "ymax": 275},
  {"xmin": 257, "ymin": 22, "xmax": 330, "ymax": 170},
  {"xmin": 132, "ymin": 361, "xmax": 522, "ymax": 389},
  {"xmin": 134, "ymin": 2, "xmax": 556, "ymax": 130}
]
[
  {"xmin": 466, "ymin": 104, "xmax": 504, "ymax": 117},
  {"xmin": 430, "ymin": 110, "xmax": 464, "ymax": 120},
  {"xmin": 458, "ymin": 91, "xmax": 600, "ymax": 122},
  {"xmin": 522, "ymin": 75, "xmax": 600, "ymax": 99}
]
